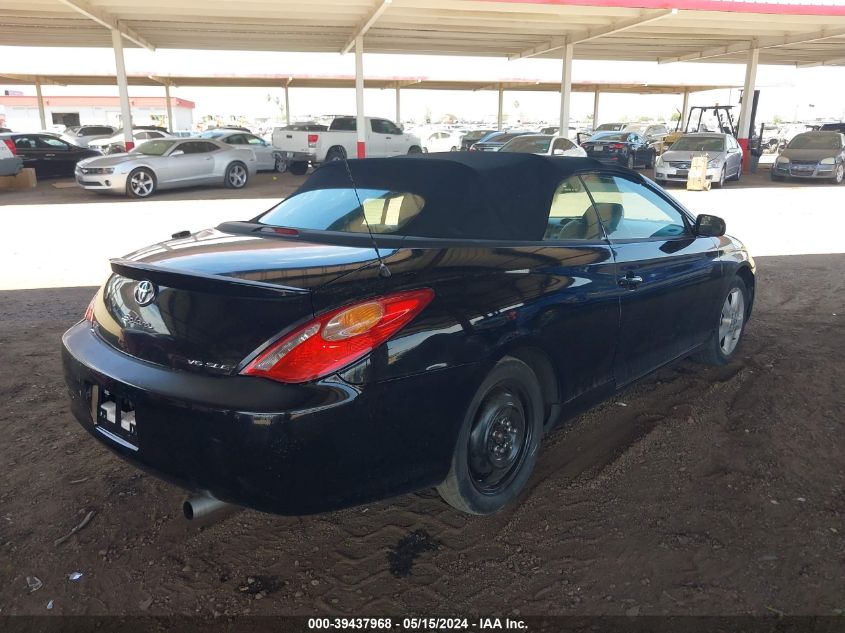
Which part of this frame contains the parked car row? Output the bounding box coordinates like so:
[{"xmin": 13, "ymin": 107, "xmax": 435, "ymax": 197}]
[{"xmin": 0, "ymin": 125, "xmax": 290, "ymax": 197}]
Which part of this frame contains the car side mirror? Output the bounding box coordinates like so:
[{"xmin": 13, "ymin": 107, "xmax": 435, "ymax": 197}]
[
  {"xmin": 170, "ymin": 149, "xmax": 185, "ymax": 157},
  {"xmin": 694, "ymin": 214, "xmax": 726, "ymax": 237}
]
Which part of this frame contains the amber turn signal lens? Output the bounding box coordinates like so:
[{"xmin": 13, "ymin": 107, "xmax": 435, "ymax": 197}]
[{"xmin": 322, "ymin": 302, "xmax": 384, "ymax": 341}]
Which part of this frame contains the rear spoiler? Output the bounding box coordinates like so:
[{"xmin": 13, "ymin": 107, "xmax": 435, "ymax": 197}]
[{"xmin": 110, "ymin": 259, "xmax": 309, "ymax": 299}]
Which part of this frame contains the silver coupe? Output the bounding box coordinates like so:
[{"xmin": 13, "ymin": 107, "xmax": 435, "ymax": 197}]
[
  {"xmin": 75, "ymin": 138, "xmax": 258, "ymax": 198},
  {"xmin": 198, "ymin": 129, "xmax": 286, "ymax": 172}
]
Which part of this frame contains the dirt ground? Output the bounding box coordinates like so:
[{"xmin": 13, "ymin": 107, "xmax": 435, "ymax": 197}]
[{"xmin": 0, "ymin": 254, "xmax": 843, "ymax": 617}]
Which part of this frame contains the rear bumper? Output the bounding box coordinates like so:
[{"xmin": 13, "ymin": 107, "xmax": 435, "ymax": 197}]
[
  {"xmin": 275, "ymin": 150, "xmax": 315, "ymax": 163},
  {"xmin": 62, "ymin": 321, "xmax": 477, "ymax": 515}
]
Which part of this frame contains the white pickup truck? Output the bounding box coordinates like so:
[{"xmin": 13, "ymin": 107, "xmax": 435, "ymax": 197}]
[{"xmin": 272, "ymin": 116, "xmax": 422, "ymax": 174}]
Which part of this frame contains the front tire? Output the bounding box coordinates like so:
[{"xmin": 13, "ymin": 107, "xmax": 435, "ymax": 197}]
[
  {"xmin": 437, "ymin": 357, "xmax": 543, "ymax": 515},
  {"xmin": 273, "ymin": 154, "xmax": 287, "ymax": 173},
  {"xmin": 224, "ymin": 162, "xmax": 249, "ymax": 189},
  {"xmin": 695, "ymin": 276, "xmax": 749, "ymax": 366},
  {"xmin": 408, "ymin": 145, "xmax": 423, "ymax": 155},
  {"xmin": 771, "ymin": 171, "xmax": 785, "ymax": 182},
  {"xmin": 831, "ymin": 163, "xmax": 844, "ymax": 184},
  {"xmin": 714, "ymin": 166, "xmax": 726, "ymax": 188},
  {"xmin": 626, "ymin": 155, "xmax": 634, "ymax": 170},
  {"xmin": 126, "ymin": 168, "xmax": 156, "ymax": 199}
]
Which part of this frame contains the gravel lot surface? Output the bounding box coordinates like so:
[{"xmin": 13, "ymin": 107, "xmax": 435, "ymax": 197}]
[{"xmin": 0, "ymin": 254, "xmax": 842, "ymax": 616}]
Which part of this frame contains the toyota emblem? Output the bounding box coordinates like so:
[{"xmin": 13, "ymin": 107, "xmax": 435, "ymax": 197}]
[{"xmin": 134, "ymin": 280, "xmax": 157, "ymax": 307}]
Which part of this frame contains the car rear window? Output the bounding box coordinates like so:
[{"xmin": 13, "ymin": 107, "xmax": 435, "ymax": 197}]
[
  {"xmin": 81, "ymin": 126, "xmax": 113, "ymax": 135},
  {"xmin": 259, "ymin": 189, "xmax": 425, "ymax": 234},
  {"xmin": 500, "ymin": 136, "xmax": 552, "ymax": 153}
]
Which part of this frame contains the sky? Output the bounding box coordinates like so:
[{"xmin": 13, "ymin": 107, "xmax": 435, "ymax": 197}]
[{"xmin": 1, "ymin": 46, "xmax": 844, "ymax": 126}]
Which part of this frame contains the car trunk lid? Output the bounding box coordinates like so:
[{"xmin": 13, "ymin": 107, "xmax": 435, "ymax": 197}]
[{"xmin": 93, "ymin": 229, "xmax": 385, "ymax": 376}]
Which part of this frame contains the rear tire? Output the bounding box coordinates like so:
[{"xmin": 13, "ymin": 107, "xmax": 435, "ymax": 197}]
[
  {"xmin": 626, "ymin": 155, "xmax": 634, "ymax": 170},
  {"xmin": 289, "ymin": 161, "xmax": 308, "ymax": 176},
  {"xmin": 273, "ymin": 154, "xmax": 287, "ymax": 173},
  {"xmin": 126, "ymin": 167, "xmax": 156, "ymax": 199},
  {"xmin": 771, "ymin": 171, "xmax": 785, "ymax": 182},
  {"xmin": 325, "ymin": 146, "xmax": 347, "ymax": 162},
  {"xmin": 437, "ymin": 356, "xmax": 543, "ymax": 515},
  {"xmin": 224, "ymin": 162, "xmax": 249, "ymax": 189},
  {"xmin": 695, "ymin": 276, "xmax": 749, "ymax": 366},
  {"xmin": 408, "ymin": 145, "xmax": 423, "ymax": 154}
]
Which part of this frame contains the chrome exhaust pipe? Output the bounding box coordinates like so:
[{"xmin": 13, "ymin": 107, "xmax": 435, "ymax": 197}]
[{"xmin": 183, "ymin": 491, "xmax": 237, "ymax": 521}]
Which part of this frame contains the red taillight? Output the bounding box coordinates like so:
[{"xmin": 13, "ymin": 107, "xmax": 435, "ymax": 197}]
[
  {"xmin": 241, "ymin": 288, "xmax": 435, "ymax": 383},
  {"xmin": 307, "ymin": 133, "xmax": 319, "ymax": 148},
  {"xmin": 3, "ymin": 139, "xmax": 16, "ymax": 156},
  {"xmin": 608, "ymin": 143, "xmax": 625, "ymax": 150}
]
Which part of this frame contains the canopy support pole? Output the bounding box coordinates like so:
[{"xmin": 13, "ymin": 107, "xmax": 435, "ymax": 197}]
[
  {"xmin": 680, "ymin": 89, "xmax": 690, "ymax": 130},
  {"xmin": 738, "ymin": 45, "xmax": 759, "ymax": 172},
  {"xmin": 497, "ymin": 84, "xmax": 504, "ymax": 131},
  {"xmin": 355, "ymin": 35, "xmax": 365, "ymax": 158},
  {"xmin": 111, "ymin": 27, "xmax": 134, "ymax": 151},
  {"xmin": 558, "ymin": 42, "xmax": 573, "ymax": 135},
  {"xmin": 35, "ymin": 80, "xmax": 47, "ymax": 130},
  {"xmin": 395, "ymin": 85, "xmax": 401, "ymax": 124},
  {"xmin": 284, "ymin": 82, "xmax": 291, "ymax": 126},
  {"xmin": 592, "ymin": 89, "xmax": 600, "ymax": 132},
  {"xmin": 164, "ymin": 83, "xmax": 173, "ymax": 132}
]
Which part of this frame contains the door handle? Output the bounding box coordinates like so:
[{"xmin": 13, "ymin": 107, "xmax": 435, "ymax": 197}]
[{"xmin": 618, "ymin": 274, "xmax": 644, "ymax": 290}]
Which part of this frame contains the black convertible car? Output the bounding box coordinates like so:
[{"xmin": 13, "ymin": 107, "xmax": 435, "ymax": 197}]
[{"xmin": 62, "ymin": 153, "xmax": 755, "ymax": 516}]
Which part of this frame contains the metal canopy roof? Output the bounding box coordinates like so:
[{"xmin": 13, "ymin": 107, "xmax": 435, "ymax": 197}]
[
  {"xmin": 0, "ymin": 72, "xmax": 736, "ymax": 94},
  {"xmin": 2, "ymin": 1, "xmax": 845, "ymax": 66}
]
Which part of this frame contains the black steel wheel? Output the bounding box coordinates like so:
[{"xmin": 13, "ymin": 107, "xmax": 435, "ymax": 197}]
[
  {"xmin": 408, "ymin": 145, "xmax": 423, "ymax": 154},
  {"xmin": 437, "ymin": 356, "xmax": 543, "ymax": 515}
]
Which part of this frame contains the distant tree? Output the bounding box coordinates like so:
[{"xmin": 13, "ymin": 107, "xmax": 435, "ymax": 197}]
[
  {"xmin": 670, "ymin": 111, "xmax": 682, "ymax": 122},
  {"xmin": 266, "ymin": 93, "xmax": 286, "ymax": 120},
  {"xmin": 772, "ymin": 114, "xmax": 783, "ymax": 125}
]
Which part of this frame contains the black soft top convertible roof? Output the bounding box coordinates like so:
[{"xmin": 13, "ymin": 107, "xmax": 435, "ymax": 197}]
[{"xmin": 290, "ymin": 152, "xmax": 623, "ymax": 241}]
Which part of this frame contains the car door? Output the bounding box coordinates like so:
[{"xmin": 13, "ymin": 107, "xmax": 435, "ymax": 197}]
[
  {"xmin": 551, "ymin": 137, "xmax": 580, "ymax": 157},
  {"xmin": 628, "ymin": 133, "xmax": 646, "ymax": 166},
  {"xmin": 726, "ymin": 135, "xmax": 742, "ymax": 177},
  {"xmin": 367, "ymin": 119, "xmax": 390, "ymax": 157},
  {"xmin": 166, "ymin": 141, "xmax": 217, "ymax": 184},
  {"xmin": 580, "ymin": 172, "xmax": 723, "ymax": 386},
  {"xmin": 533, "ymin": 175, "xmax": 620, "ymax": 408},
  {"xmin": 244, "ymin": 134, "xmax": 274, "ymax": 169},
  {"xmin": 12, "ymin": 135, "xmax": 49, "ymax": 175},
  {"xmin": 38, "ymin": 135, "xmax": 83, "ymax": 176}
]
